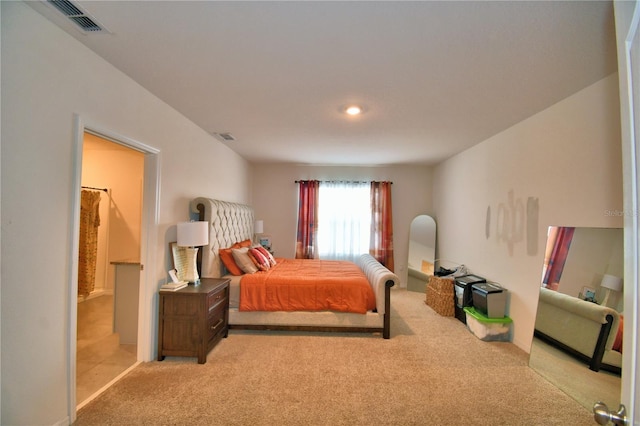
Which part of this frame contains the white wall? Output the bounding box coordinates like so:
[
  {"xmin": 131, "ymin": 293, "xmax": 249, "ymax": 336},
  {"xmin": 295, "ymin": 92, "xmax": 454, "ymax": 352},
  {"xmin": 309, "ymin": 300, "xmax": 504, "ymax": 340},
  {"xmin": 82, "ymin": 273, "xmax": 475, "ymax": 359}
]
[
  {"xmin": 1, "ymin": 3, "xmax": 252, "ymax": 425},
  {"xmin": 251, "ymin": 164, "xmax": 433, "ymax": 285},
  {"xmin": 433, "ymin": 74, "xmax": 624, "ymax": 352}
]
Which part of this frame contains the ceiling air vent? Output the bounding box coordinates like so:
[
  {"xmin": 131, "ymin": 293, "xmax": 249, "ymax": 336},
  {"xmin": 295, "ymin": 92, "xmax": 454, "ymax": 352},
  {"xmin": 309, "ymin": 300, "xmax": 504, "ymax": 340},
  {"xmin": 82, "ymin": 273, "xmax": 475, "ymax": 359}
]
[
  {"xmin": 46, "ymin": 0, "xmax": 107, "ymax": 33},
  {"xmin": 215, "ymin": 133, "xmax": 236, "ymax": 142}
]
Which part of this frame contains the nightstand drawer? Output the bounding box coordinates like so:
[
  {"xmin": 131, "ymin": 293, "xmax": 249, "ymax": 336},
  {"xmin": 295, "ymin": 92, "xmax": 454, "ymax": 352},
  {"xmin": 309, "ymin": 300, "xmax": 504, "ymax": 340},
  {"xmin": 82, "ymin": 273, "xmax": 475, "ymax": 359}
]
[
  {"xmin": 207, "ymin": 285, "xmax": 228, "ymax": 313},
  {"xmin": 208, "ymin": 302, "xmax": 227, "ymax": 343}
]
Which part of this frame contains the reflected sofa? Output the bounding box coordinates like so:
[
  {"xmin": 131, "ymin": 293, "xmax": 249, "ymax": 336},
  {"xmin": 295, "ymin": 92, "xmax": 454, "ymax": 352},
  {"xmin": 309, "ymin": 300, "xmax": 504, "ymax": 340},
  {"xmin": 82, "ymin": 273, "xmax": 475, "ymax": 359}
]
[{"xmin": 534, "ymin": 287, "xmax": 621, "ymax": 374}]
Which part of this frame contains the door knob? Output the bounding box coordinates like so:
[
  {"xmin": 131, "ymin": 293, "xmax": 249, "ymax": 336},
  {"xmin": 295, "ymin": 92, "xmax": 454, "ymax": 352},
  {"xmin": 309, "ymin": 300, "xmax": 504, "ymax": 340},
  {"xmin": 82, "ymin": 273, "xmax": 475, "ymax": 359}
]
[{"xmin": 593, "ymin": 402, "xmax": 627, "ymax": 425}]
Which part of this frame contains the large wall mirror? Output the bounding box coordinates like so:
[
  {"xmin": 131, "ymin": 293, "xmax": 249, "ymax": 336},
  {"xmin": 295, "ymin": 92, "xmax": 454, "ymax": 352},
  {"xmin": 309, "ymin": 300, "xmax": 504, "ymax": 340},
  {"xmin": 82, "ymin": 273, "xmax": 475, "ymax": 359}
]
[
  {"xmin": 529, "ymin": 226, "xmax": 623, "ymax": 411},
  {"xmin": 407, "ymin": 215, "xmax": 436, "ymax": 292}
]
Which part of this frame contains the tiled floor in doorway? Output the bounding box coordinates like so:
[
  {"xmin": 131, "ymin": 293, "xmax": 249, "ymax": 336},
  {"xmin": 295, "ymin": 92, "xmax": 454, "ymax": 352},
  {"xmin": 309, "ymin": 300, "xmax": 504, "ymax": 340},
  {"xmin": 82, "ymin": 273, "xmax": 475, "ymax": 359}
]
[{"xmin": 76, "ymin": 295, "xmax": 137, "ymax": 405}]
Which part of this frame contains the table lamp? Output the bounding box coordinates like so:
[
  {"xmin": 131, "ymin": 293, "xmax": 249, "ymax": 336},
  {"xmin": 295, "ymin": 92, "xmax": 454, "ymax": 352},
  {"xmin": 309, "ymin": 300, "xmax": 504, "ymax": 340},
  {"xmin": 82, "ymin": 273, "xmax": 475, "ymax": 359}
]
[
  {"xmin": 254, "ymin": 220, "xmax": 264, "ymax": 243},
  {"xmin": 177, "ymin": 221, "xmax": 209, "ymax": 285},
  {"xmin": 600, "ymin": 274, "xmax": 622, "ymax": 307}
]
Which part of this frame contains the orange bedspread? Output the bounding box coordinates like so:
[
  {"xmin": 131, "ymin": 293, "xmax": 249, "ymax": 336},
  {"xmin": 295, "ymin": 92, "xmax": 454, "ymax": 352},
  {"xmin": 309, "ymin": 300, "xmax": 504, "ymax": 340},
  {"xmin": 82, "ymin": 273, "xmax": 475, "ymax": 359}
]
[{"xmin": 239, "ymin": 258, "xmax": 376, "ymax": 314}]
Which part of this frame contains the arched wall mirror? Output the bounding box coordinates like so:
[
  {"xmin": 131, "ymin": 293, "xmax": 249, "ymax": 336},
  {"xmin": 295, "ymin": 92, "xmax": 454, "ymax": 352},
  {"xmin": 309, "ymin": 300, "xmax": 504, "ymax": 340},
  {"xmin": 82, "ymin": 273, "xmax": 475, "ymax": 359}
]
[
  {"xmin": 529, "ymin": 226, "xmax": 623, "ymax": 411},
  {"xmin": 407, "ymin": 215, "xmax": 436, "ymax": 292}
]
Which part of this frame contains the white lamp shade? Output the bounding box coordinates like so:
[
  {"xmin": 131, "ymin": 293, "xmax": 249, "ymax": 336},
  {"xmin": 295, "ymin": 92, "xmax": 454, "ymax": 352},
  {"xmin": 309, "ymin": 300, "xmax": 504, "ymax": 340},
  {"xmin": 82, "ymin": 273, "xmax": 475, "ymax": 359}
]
[
  {"xmin": 177, "ymin": 221, "xmax": 209, "ymax": 247},
  {"xmin": 600, "ymin": 274, "xmax": 623, "ymax": 292},
  {"xmin": 254, "ymin": 220, "xmax": 264, "ymax": 234}
]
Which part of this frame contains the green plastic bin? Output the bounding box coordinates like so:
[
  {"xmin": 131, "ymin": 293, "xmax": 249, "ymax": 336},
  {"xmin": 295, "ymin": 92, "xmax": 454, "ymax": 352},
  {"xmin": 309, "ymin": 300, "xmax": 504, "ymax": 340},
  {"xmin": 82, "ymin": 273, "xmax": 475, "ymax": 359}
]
[{"xmin": 463, "ymin": 307, "xmax": 512, "ymax": 342}]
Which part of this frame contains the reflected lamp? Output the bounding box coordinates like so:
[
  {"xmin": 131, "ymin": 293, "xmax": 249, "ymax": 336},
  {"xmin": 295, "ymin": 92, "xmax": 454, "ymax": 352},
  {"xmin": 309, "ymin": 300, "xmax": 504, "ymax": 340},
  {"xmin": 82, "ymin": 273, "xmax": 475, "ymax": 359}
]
[{"xmin": 600, "ymin": 274, "xmax": 622, "ymax": 307}]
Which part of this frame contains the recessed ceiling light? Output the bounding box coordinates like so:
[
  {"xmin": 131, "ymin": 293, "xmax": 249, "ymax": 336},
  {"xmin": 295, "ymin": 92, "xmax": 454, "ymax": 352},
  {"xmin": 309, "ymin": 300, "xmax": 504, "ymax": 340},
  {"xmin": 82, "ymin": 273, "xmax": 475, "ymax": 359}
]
[{"xmin": 344, "ymin": 105, "xmax": 363, "ymax": 116}]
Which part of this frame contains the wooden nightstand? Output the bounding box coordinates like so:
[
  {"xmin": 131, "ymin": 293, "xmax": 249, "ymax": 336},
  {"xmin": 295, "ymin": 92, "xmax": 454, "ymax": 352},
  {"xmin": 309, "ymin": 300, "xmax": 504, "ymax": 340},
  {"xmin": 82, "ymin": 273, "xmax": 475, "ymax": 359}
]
[{"xmin": 157, "ymin": 278, "xmax": 229, "ymax": 364}]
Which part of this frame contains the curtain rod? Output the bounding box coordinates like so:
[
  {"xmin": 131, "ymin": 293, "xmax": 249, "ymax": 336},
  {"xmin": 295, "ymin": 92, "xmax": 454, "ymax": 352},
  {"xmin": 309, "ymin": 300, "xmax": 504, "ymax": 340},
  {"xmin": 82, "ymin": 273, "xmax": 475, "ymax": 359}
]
[
  {"xmin": 294, "ymin": 180, "xmax": 393, "ymax": 184},
  {"xmin": 82, "ymin": 185, "xmax": 108, "ymax": 192}
]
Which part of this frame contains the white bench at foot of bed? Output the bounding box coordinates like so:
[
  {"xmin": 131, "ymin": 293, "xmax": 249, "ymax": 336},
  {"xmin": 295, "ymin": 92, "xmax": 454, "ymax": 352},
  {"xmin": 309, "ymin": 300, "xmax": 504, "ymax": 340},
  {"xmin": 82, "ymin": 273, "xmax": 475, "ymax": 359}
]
[{"xmin": 229, "ymin": 253, "xmax": 399, "ymax": 339}]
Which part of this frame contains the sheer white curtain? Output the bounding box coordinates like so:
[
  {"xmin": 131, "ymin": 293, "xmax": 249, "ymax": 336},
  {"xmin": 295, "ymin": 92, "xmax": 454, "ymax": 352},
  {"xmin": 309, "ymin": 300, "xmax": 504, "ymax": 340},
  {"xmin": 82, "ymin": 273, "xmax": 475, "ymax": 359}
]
[{"xmin": 317, "ymin": 181, "xmax": 370, "ymax": 262}]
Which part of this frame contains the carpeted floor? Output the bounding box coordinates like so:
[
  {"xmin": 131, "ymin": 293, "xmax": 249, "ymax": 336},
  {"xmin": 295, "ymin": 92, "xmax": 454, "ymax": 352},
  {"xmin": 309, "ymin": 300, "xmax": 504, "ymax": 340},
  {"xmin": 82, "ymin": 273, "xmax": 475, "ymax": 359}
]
[{"xmin": 75, "ymin": 288, "xmax": 595, "ymax": 425}]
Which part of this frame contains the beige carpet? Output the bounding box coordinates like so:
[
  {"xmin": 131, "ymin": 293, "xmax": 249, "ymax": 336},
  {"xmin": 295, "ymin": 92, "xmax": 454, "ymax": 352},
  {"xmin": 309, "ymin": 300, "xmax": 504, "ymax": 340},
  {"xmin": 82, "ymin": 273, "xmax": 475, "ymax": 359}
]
[{"xmin": 75, "ymin": 288, "xmax": 594, "ymax": 425}]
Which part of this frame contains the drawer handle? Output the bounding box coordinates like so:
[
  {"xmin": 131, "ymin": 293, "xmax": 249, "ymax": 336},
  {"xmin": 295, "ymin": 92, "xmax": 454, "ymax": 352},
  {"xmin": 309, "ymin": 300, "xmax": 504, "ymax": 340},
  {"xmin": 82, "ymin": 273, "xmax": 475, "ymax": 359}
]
[{"xmin": 210, "ymin": 318, "xmax": 224, "ymax": 332}]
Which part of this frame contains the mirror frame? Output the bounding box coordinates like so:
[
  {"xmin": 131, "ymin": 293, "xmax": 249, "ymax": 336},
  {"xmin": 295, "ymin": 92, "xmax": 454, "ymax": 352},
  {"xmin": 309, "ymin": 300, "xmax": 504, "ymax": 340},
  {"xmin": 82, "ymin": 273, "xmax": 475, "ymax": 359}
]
[{"xmin": 407, "ymin": 215, "xmax": 436, "ymax": 292}]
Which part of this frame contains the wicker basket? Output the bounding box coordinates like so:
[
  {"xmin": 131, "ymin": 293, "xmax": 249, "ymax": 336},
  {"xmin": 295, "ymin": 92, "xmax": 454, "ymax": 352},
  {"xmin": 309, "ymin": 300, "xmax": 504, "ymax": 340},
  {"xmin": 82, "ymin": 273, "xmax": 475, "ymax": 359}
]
[{"xmin": 425, "ymin": 276, "xmax": 455, "ymax": 317}]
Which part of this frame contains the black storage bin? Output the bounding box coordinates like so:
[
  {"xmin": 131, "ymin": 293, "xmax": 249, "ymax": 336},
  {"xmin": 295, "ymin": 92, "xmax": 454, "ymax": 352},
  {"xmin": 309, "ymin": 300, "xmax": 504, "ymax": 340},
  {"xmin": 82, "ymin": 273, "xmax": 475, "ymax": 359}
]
[{"xmin": 454, "ymin": 275, "xmax": 486, "ymax": 324}]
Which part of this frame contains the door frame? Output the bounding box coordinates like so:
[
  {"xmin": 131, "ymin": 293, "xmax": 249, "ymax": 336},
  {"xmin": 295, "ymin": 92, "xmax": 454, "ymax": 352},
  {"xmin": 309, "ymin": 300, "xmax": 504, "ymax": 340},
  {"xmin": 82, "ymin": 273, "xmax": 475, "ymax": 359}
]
[
  {"xmin": 616, "ymin": 0, "xmax": 640, "ymax": 423},
  {"xmin": 68, "ymin": 114, "xmax": 160, "ymax": 422}
]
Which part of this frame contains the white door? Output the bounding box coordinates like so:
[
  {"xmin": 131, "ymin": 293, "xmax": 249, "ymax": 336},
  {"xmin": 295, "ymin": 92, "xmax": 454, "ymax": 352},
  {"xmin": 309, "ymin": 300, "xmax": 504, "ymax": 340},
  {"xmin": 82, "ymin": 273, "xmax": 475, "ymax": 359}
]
[{"xmin": 604, "ymin": 1, "xmax": 640, "ymax": 425}]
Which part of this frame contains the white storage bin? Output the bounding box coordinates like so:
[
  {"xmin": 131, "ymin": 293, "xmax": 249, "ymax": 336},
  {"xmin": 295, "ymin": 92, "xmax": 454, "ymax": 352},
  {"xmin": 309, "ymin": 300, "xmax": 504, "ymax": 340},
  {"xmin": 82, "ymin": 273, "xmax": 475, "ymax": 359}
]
[{"xmin": 464, "ymin": 307, "xmax": 512, "ymax": 342}]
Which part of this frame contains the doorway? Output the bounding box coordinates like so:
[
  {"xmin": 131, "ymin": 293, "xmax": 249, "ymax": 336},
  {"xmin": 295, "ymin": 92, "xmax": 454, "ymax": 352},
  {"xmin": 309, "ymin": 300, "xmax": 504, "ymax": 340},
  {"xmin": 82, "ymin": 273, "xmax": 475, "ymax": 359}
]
[
  {"xmin": 68, "ymin": 117, "xmax": 160, "ymax": 423},
  {"xmin": 76, "ymin": 132, "xmax": 144, "ymax": 406}
]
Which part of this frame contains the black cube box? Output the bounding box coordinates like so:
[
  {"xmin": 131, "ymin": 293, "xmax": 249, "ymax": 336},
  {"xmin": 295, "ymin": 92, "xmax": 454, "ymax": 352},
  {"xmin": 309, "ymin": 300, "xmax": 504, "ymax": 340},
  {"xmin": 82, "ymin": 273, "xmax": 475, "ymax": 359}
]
[{"xmin": 454, "ymin": 274, "xmax": 486, "ymax": 324}]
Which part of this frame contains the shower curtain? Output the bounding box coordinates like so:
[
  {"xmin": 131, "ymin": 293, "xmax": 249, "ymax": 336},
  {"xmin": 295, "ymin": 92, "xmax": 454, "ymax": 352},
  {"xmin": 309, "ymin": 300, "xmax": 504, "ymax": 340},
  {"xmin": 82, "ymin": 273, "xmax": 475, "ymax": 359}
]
[{"xmin": 78, "ymin": 190, "xmax": 101, "ymax": 297}]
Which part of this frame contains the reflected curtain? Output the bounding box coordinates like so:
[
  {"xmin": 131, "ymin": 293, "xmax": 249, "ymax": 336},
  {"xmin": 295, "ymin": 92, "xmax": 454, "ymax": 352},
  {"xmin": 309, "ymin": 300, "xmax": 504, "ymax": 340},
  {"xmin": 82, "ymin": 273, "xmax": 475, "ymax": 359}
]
[
  {"xmin": 78, "ymin": 190, "xmax": 101, "ymax": 297},
  {"xmin": 542, "ymin": 226, "xmax": 575, "ymax": 290},
  {"xmin": 295, "ymin": 180, "xmax": 319, "ymax": 259},
  {"xmin": 370, "ymin": 181, "xmax": 395, "ymax": 272}
]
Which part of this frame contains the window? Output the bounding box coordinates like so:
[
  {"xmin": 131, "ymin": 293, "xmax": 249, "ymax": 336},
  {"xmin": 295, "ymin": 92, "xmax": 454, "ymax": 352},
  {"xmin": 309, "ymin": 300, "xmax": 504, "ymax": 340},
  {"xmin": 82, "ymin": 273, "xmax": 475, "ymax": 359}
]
[
  {"xmin": 295, "ymin": 179, "xmax": 394, "ymax": 270},
  {"xmin": 317, "ymin": 181, "xmax": 370, "ymax": 262}
]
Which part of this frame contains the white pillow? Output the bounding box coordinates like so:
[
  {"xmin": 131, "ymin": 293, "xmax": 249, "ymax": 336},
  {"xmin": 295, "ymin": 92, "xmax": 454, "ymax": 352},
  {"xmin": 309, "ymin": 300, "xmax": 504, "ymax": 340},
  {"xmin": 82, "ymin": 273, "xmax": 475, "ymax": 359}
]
[{"xmin": 231, "ymin": 247, "xmax": 258, "ymax": 274}]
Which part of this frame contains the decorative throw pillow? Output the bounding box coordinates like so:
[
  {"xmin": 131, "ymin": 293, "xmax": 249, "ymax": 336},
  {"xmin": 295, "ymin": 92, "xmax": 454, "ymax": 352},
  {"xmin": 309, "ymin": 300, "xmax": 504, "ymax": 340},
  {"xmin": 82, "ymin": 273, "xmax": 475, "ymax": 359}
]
[
  {"xmin": 249, "ymin": 247, "xmax": 270, "ymax": 271},
  {"xmin": 219, "ymin": 247, "xmax": 244, "ymax": 276},
  {"xmin": 231, "ymin": 247, "xmax": 259, "ymax": 274},
  {"xmin": 255, "ymin": 245, "xmax": 276, "ymax": 266},
  {"xmin": 613, "ymin": 315, "xmax": 624, "ymax": 353},
  {"xmin": 237, "ymin": 239, "xmax": 252, "ymax": 248},
  {"xmin": 218, "ymin": 240, "xmax": 254, "ymax": 275}
]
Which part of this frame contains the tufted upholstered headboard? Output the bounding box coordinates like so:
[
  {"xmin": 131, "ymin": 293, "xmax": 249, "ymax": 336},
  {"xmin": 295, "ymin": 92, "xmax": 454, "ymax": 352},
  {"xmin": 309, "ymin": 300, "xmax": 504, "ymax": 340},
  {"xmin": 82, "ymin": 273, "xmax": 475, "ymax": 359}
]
[{"xmin": 189, "ymin": 198, "xmax": 254, "ymax": 278}]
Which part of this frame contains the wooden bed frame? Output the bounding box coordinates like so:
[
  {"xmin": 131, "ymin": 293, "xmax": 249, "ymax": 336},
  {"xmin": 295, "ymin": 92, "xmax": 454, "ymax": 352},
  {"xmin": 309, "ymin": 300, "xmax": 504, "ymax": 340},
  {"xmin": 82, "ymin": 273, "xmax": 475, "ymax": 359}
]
[{"xmin": 190, "ymin": 197, "xmax": 398, "ymax": 338}]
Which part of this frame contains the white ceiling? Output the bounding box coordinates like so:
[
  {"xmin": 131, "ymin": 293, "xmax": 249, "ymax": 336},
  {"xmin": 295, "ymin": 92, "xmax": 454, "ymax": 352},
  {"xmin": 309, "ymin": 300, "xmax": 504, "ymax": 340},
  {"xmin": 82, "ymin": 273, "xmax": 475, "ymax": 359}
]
[{"xmin": 30, "ymin": 0, "xmax": 618, "ymax": 166}]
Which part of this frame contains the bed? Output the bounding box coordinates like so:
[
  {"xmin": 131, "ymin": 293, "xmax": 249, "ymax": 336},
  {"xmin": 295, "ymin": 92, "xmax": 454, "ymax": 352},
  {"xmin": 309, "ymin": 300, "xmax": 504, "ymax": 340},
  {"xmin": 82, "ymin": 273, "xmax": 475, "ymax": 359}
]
[{"xmin": 189, "ymin": 197, "xmax": 399, "ymax": 338}]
